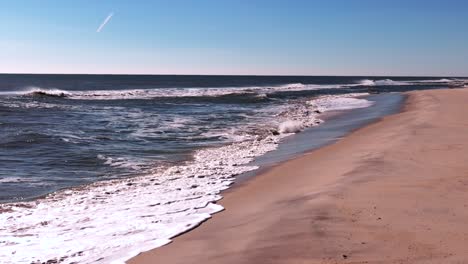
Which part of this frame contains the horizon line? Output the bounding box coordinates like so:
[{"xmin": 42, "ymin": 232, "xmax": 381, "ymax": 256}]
[{"xmin": 0, "ymin": 72, "xmax": 465, "ymax": 78}]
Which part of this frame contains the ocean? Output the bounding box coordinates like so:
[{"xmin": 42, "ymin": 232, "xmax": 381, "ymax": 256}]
[{"xmin": 0, "ymin": 74, "xmax": 465, "ymax": 263}]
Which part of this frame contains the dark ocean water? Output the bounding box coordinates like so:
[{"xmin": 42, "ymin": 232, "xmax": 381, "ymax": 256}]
[{"xmin": 0, "ymin": 74, "xmax": 465, "ymax": 202}]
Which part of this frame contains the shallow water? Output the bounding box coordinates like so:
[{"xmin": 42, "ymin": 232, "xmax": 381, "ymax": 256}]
[{"xmin": 252, "ymin": 93, "xmax": 404, "ymax": 167}]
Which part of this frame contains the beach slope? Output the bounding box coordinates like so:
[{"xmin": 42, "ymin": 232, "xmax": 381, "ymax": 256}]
[{"xmin": 129, "ymin": 89, "xmax": 468, "ymax": 264}]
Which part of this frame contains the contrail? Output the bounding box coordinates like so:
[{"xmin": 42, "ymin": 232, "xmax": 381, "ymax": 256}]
[{"xmin": 96, "ymin": 12, "xmax": 114, "ymax": 33}]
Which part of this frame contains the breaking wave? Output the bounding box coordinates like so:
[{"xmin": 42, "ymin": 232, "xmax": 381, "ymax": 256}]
[
  {"xmin": 19, "ymin": 87, "xmax": 71, "ymax": 98},
  {"xmin": 2, "ymin": 83, "xmax": 348, "ymax": 101},
  {"xmin": 278, "ymin": 120, "xmax": 304, "ymax": 134}
]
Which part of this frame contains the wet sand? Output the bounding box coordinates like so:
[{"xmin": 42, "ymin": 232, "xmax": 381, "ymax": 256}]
[{"xmin": 129, "ymin": 88, "xmax": 468, "ymax": 264}]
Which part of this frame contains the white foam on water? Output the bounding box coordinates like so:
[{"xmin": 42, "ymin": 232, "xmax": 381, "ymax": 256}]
[
  {"xmin": 0, "ymin": 93, "xmax": 373, "ymax": 264},
  {"xmin": 0, "ymin": 177, "xmax": 54, "ymax": 188},
  {"xmin": 0, "ymin": 177, "xmax": 24, "ymax": 183},
  {"xmin": 311, "ymin": 94, "xmax": 374, "ymax": 112},
  {"xmin": 200, "ymin": 129, "xmax": 251, "ymax": 142},
  {"xmin": 278, "ymin": 120, "xmax": 304, "ymax": 134},
  {"xmin": 358, "ymin": 79, "xmax": 376, "ymax": 86}
]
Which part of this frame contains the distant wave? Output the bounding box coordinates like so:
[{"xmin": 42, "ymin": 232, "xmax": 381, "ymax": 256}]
[
  {"xmin": 0, "ymin": 87, "xmax": 72, "ymax": 98},
  {"xmin": 0, "ymin": 78, "xmax": 458, "ymax": 101},
  {"xmin": 358, "ymin": 78, "xmax": 455, "ymax": 86},
  {"xmin": 6, "ymin": 83, "xmax": 346, "ymax": 101},
  {"xmin": 27, "ymin": 89, "xmax": 70, "ymax": 98}
]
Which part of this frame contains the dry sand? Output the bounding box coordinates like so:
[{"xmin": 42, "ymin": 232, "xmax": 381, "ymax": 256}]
[{"xmin": 129, "ymin": 89, "xmax": 468, "ymax": 264}]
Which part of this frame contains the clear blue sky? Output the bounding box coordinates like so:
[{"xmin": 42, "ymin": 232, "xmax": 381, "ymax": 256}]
[{"xmin": 1, "ymin": 0, "xmax": 467, "ymax": 76}]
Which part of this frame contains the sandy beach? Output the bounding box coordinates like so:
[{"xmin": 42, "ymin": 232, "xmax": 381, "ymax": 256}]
[{"xmin": 129, "ymin": 88, "xmax": 468, "ymax": 264}]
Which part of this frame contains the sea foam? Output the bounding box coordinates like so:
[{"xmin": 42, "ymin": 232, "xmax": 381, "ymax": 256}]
[
  {"xmin": 0, "ymin": 93, "xmax": 374, "ymax": 264},
  {"xmin": 311, "ymin": 95, "xmax": 374, "ymax": 112}
]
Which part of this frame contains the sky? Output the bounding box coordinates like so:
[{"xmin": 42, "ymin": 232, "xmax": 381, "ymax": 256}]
[{"xmin": 1, "ymin": 0, "xmax": 468, "ymax": 76}]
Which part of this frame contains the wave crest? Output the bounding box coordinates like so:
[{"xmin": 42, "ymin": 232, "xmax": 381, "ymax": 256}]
[{"xmin": 24, "ymin": 87, "xmax": 70, "ymax": 98}]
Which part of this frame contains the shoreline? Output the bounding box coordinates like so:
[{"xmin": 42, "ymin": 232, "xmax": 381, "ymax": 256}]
[
  {"xmin": 129, "ymin": 88, "xmax": 468, "ymax": 263},
  {"xmin": 248, "ymin": 93, "xmax": 404, "ymax": 170},
  {"xmin": 232, "ymin": 93, "xmax": 404, "ymax": 188}
]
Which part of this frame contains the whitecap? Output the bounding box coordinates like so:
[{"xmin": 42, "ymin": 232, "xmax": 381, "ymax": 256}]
[{"xmin": 278, "ymin": 120, "xmax": 304, "ymax": 134}]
